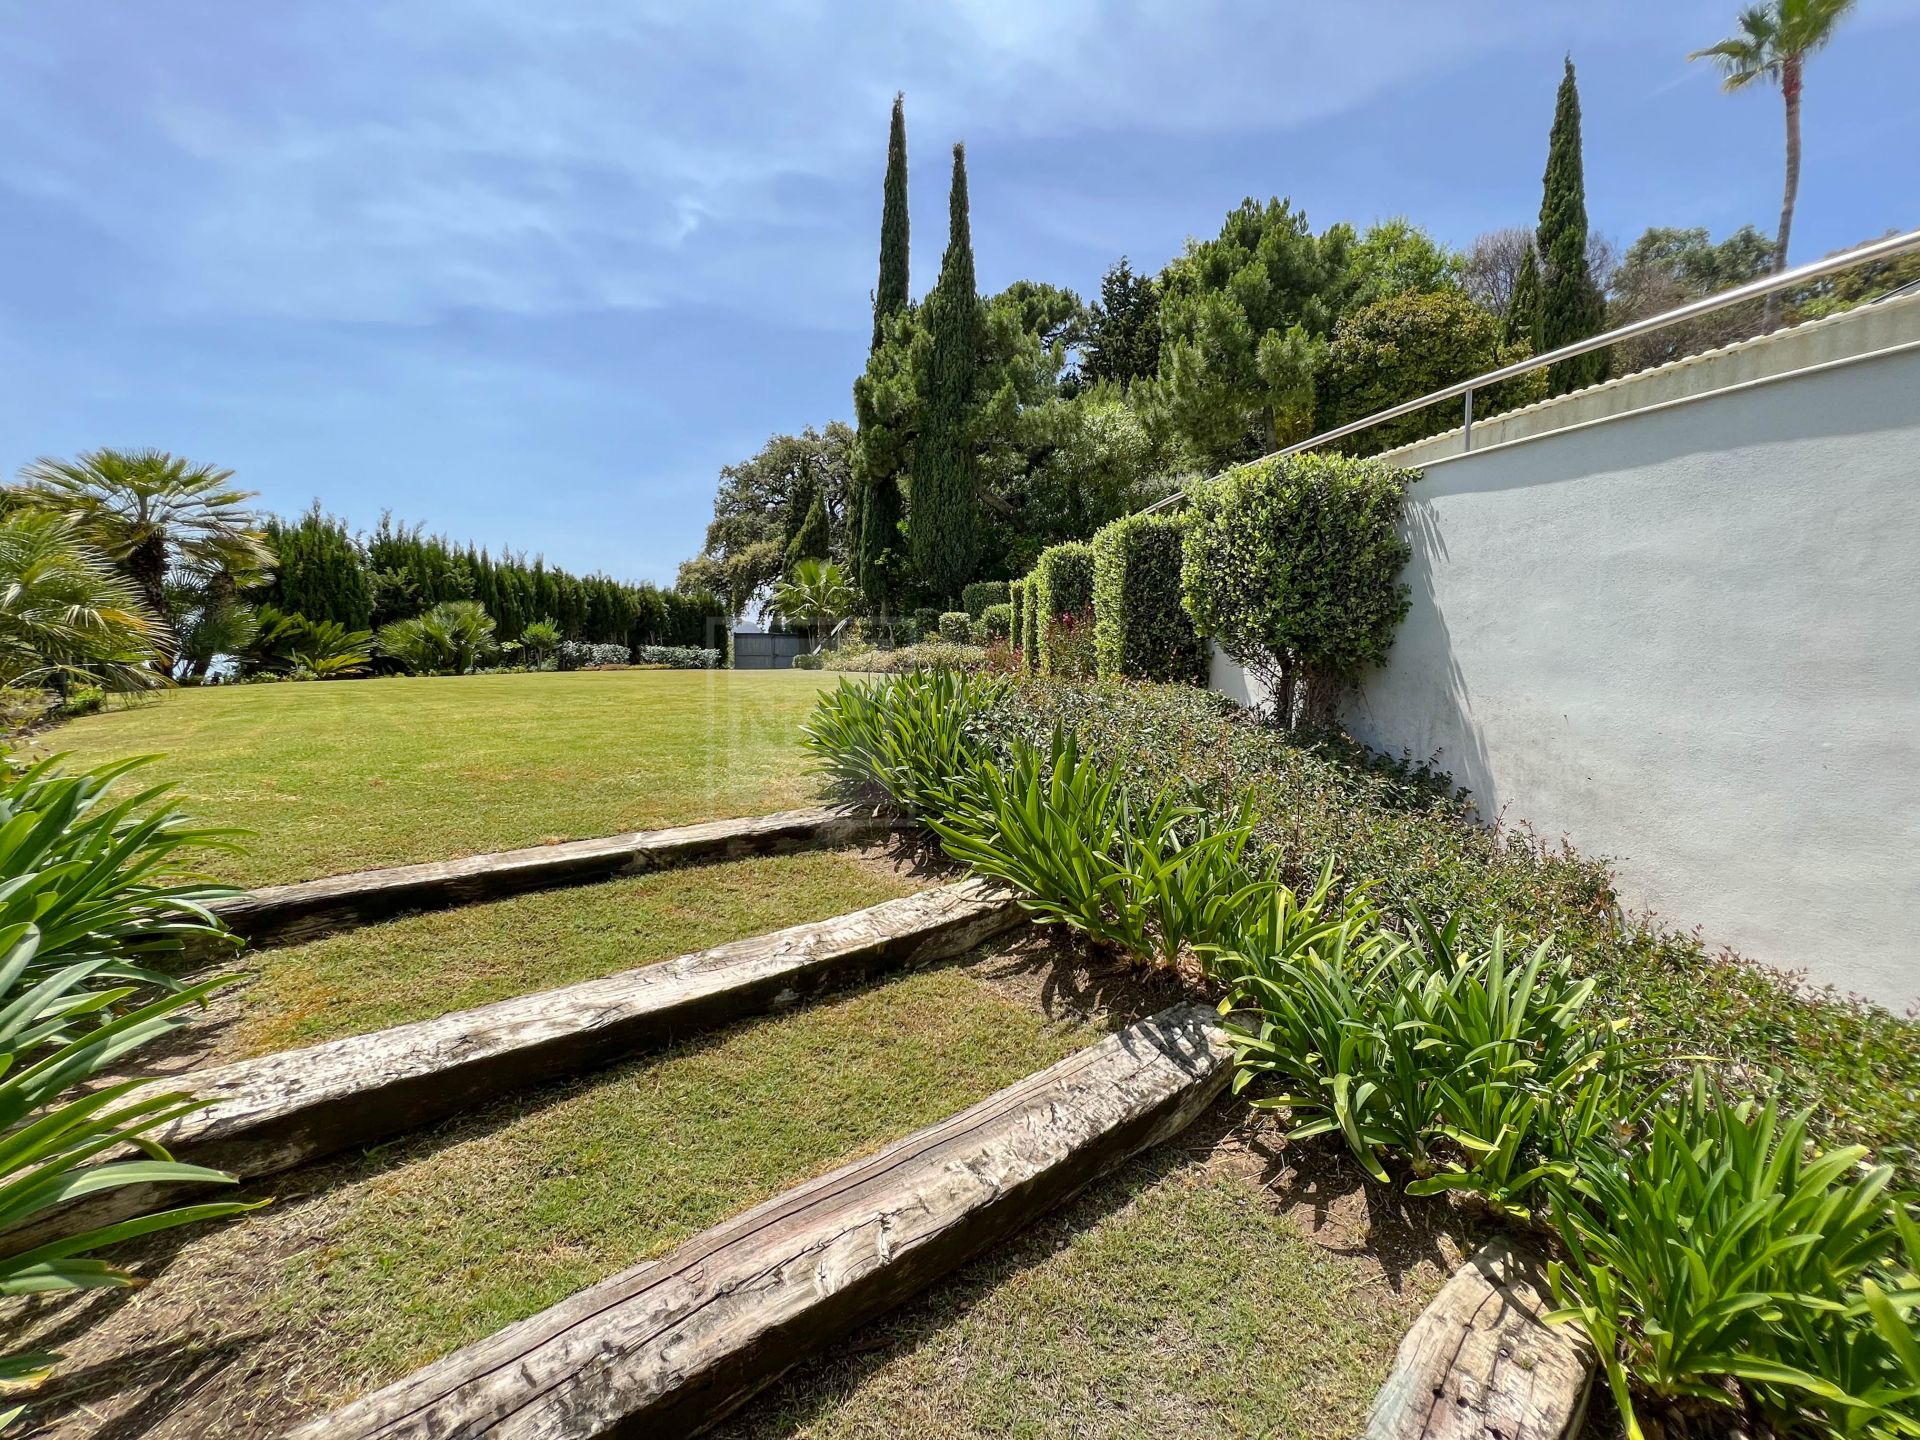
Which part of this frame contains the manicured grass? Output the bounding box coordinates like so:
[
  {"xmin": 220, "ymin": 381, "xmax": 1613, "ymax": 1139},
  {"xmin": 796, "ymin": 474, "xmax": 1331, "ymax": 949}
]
[
  {"xmin": 24, "ymin": 966, "xmax": 1096, "ymax": 1438},
  {"xmin": 219, "ymin": 846, "xmax": 928, "ymax": 1057},
  {"xmin": 721, "ymin": 1114, "xmax": 1457, "ymax": 1440},
  {"xmin": 39, "ymin": 670, "xmax": 835, "ymax": 887}
]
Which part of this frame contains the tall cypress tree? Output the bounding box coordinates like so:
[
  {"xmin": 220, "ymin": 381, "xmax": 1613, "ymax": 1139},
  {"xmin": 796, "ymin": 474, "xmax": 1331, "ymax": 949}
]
[
  {"xmin": 853, "ymin": 94, "xmax": 911, "ymax": 611},
  {"xmin": 1505, "ymin": 243, "xmax": 1541, "ymax": 349},
  {"xmin": 910, "ymin": 142, "xmax": 983, "ymax": 603},
  {"xmin": 872, "ymin": 94, "xmax": 910, "ymax": 353},
  {"xmin": 1536, "ymin": 57, "xmax": 1609, "ymax": 394}
]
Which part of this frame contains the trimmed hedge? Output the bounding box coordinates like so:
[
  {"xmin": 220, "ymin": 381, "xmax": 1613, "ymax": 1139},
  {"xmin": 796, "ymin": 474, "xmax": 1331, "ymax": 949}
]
[
  {"xmin": 1009, "ymin": 579, "xmax": 1027, "ymax": 667},
  {"xmin": 1029, "ymin": 542, "xmax": 1095, "ymax": 678},
  {"xmin": 978, "ymin": 602, "xmax": 1013, "ymax": 642},
  {"xmin": 959, "ymin": 580, "xmax": 1010, "ymax": 618},
  {"xmin": 1091, "ymin": 512, "xmax": 1207, "ymax": 685},
  {"xmin": 938, "ymin": 610, "xmax": 973, "ymax": 644}
]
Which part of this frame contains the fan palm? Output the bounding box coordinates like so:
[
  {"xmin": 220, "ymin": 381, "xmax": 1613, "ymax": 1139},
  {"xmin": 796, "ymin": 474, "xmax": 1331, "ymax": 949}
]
[
  {"xmin": 765, "ymin": 559, "xmax": 855, "ymax": 649},
  {"xmin": 0, "ymin": 512, "xmax": 166, "ymax": 692},
  {"xmin": 15, "ymin": 450, "xmax": 274, "ymax": 633},
  {"xmin": 1691, "ymin": 0, "xmax": 1857, "ymax": 325}
]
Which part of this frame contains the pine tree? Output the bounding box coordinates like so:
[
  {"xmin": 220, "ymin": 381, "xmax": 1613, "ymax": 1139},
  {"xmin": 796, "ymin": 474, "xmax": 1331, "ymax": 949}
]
[
  {"xmin": 853, "ymin": 93, "xmax": 911, "ymax": 611},
  {"xmin": 872, "ymin": 94, "xmax": 910, "ymax": 353},
  {"xmin": 910, "ymin": 143, "xmax": 984, "ymax": 603},
  {"xmin": 1504, "ymin": 242, "xmax": 1541, "ymax": 349},
  {"xmin": 1536, "ymin": 57, "xmax": 1609, "ymax": 394}
]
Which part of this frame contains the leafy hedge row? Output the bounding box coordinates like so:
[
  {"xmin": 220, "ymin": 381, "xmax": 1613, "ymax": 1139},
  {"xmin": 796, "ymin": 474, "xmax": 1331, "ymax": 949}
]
[
  {"xmin": 1091, "ymin": 511, "xmax": 1206, "ymax": 685},
  {"xmin": 1028, "ymin": 542, "xmax": 1094, "ymax": 677}
]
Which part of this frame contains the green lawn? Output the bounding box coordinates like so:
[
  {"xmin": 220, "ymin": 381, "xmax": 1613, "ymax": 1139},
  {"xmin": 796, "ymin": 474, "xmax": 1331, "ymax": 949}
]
[
  {"xmin": 40, "ymin": 670, "xmax": 835, "ymax": 887},
  {"xmin": 23, "ymin": 966, "xmax": 1099, "ymax": 1439},
  {"xmin": 216, "ymin": 846, "xmax": 927, "ymax": 1057}
]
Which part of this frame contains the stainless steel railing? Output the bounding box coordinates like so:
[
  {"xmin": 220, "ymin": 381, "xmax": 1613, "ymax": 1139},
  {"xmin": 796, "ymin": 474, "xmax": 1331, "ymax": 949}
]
[{"xmin": 1139, "ymin": 225, "xmax": 1920, "ymax": 515}]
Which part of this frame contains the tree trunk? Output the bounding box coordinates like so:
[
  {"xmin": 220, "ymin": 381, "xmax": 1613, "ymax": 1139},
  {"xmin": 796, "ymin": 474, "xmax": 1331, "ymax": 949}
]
[{"xmin": 1764, "ymin": 55, "xmax": 1802, "ymax": 331}]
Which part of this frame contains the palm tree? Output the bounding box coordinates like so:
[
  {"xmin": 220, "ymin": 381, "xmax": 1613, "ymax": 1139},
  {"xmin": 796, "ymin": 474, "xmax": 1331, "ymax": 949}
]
[
  {"xmin": 0, "ymin": 510, "xmax": 167, "ymax": 692},
  {"xmin": 765, "ymin": 559, "xmax": 855, "ymax": 651},
  {"xmin": 1691, "ymin": 0, "xmax": 1857, "ymax": 326},
  {"xmin": 15, "ymin": 449, "xmax": 275, "ymax": 634}
]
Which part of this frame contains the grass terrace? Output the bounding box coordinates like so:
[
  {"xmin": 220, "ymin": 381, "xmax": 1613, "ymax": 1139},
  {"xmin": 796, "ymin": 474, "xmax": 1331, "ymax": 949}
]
[
  {"xmin": 180, "ymin": 845, "xmax": 929, "ymax": 1062},
  {"xmin": 15, "ymin": 965, "xmax": 1101, "ymax": 1438},
  {"xmin": 40, "ymin": 669, "xmax": 835, "ymax": 886}
]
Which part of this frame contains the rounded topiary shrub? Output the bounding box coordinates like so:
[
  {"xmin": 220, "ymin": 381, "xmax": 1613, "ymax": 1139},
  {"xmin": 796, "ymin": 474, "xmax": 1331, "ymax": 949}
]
[
  {"xmin": 938, "ymin": 610, "xmax": 973, "ymax": 644},
  {"xmin": 1092, "ymin": 511, "xmax": 1206, "ymax": 686},
  {"xmin": 959, "ymin": 580, "xmax": 1010, "ymax": 619},
  {"xmin": 978, "ymin": 602, "xmax": 1013, "ymax": 642},
  {"xmin": 1181, "ymin": 452, "xmax": 1413, "ymax": 726}
]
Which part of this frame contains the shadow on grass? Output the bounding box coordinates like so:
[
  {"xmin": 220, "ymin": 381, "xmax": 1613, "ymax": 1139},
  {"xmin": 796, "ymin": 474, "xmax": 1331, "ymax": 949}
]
[{"xmin": 713, "ymin": 1099, "xmax": 1465, "ymax": 1439}]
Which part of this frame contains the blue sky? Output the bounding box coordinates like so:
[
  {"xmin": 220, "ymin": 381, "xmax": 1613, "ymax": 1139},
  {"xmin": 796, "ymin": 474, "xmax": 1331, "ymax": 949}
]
[{"xmin": 2, "ymin": 1, "xmax": 1916, "ymax": 586}]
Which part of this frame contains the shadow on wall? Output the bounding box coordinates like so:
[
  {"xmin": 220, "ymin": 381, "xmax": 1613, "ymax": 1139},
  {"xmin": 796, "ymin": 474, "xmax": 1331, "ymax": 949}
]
[{"xmin": 1339, "ymin": 488, "xmax": 1499, "ymax": 823}]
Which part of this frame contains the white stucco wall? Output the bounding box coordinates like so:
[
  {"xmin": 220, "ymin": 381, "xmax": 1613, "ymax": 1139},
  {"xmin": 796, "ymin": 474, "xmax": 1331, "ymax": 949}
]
[{"xmin": 1214, "ymin": 304, "xmax": 1920, "ymax": 1010}]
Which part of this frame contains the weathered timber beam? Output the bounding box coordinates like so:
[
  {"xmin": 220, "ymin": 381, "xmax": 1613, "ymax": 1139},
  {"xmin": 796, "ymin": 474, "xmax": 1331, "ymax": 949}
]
[
  {"xmin": 290, "ymin": 1003, "xmax": 1233, "ymax": 1439},
  {"xmin": 1361, "ymin": 1238, "xmax": 1595, "ymax": 1440},
  {"xmin": 208, "ymin": 806, "xmax": 899, "ymax": 950},
  {"xmin": 8, "ymin": 880, "xmax": 1018, "ymax": 1253}
]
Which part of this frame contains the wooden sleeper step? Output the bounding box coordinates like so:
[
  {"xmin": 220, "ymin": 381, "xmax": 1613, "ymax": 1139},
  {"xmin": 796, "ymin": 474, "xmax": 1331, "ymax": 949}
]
[
  {"xmin": 290, "ymin": 1002, "xmax": 1235, "ymax": 1439},
  {"xmin": 1361, "ymin": 1237, "xmax": 1595, "ymax": 1440},
  {"xmin": 208, "ymin": 805, "xmax": 901, "ymax": 950},
  {"xmin": 8, "ymin": 879, "xmax": 1019, "ymax": 1253}
]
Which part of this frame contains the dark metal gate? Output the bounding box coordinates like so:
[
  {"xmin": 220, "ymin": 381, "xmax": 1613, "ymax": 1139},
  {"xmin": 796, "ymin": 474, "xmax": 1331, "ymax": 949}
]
[{"xmin": 731, "ymin": 631, "xmax": 809, "ymax": 669}]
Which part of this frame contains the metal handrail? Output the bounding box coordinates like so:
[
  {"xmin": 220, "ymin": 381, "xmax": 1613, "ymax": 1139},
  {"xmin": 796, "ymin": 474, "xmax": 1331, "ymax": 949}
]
[{"xmin": 1139, "ymin": 225, "xmax": 1920, "ymax": 515}]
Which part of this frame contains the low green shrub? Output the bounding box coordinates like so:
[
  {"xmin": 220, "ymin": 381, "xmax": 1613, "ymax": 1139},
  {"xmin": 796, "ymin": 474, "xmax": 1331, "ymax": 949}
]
[
  {"xmin": 1092, "ymin": 511, "xmax": 1206, "ymax": 685},
  {"xmin": 978, "ymin": 603, "xmax": 1013, "ymax": 643},
  {"xmin": 636, "ymin": 645, "xmax": 721, "ymax": 668},
  {"xmin": 1030, "ymin": 543, "xmax": 1095, "ymax": 677},
  {"xmin": 1547, "ymin": 1072, "xmax": 1920, "ymax": 1440},
  {"xmin": 931, "ymin": 730, "xmax": 1273, "ymax": 968},
  {"xmin": 978, "ymin": 678, "xmax": 1919, "ymax": 1177},
  {"xmin": 938, "ymin": 611, "xmax": 973, "ymax": 644},
  {"xmin": 56, "ymin": 686, "xmax": 106, "ymax": 719},
  {"xmin": 960, "ymin": 581, "xmax": 1009, "ymax": 618},
  {"xmin": 376, "ymin": 601, "xmax": 499, "ymax": 675},
  {"xmin": 800, "ymin": 670, "xmax": 1008, "ymax": 818},
  {"xmin": 1020, "ymin": 572, "xmax": 1042, "ymax": 670},
  {"xmin": 789, "ymin": 652, "xmax": 823, "ymax": 670},
  {"xmin": 824, "ymin": 641, "xmax": 992, "ymax": 674},
  {"xmin": 1181, "ymin": 452, "xmax": 1413, "ymax": 725},
  {"xmin": 1219, "ymin": 907, "xmax": 1628, "ymax": 1218}
]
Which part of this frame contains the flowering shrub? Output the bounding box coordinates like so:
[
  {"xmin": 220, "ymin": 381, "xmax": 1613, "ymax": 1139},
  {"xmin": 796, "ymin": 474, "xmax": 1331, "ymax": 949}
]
[{"xmin": 1042, "ymin": 607, "xmax": 1097, "ymax": 680}]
